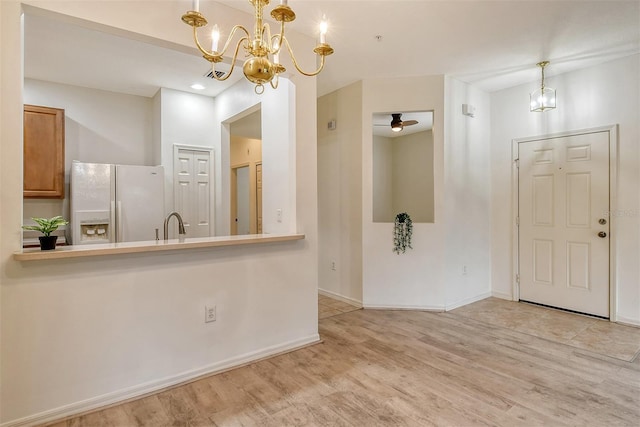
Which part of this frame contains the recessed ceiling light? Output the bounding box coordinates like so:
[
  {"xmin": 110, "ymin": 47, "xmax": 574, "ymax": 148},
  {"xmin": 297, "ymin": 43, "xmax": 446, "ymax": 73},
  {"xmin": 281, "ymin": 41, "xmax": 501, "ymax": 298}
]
[{"xmin": 190, "ymin": 83, "xmax": 205, "ymax": 90}]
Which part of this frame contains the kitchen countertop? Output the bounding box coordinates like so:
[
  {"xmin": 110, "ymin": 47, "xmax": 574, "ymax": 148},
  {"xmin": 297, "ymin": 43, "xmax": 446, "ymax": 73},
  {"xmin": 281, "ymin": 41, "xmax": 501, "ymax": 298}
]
[{"xmin": 13, "ymin": 233, "xmax": 305, "ymax": 261}]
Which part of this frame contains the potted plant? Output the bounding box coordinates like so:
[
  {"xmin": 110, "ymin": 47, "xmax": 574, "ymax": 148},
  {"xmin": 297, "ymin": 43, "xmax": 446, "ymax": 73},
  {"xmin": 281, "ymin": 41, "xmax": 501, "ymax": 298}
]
[
  {"xmin": 22, "ymin": 216, "xmax": 69, "ymax": 250},
  {"xmin": 393, "ymin": 212, "xmax": 413, "ymax": 254}
]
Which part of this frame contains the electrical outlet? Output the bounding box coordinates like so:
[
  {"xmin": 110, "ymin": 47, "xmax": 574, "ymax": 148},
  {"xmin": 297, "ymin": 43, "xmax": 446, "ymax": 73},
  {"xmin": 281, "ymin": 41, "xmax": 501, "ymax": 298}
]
[
  {"xmin": 331, "ymin": 261, "xmax": 336, "ymax": 271},
  {"xmin": 462, "ymin": 265, "xmax": 468, "ymax": 276},
  {"xmin": 205, "ymin": 305, "xmax": 216, "ymax": 323},
  {"xmin": 276, "ymin": 209, "xmax": 283, "ymax": 223}
]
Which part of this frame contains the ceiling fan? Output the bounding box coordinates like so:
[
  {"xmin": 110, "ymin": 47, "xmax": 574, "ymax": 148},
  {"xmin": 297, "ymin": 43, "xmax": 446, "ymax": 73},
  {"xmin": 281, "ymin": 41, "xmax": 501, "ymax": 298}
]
[{"xmin": 374, "ymin": 113, "xmax": 419, "ymax": 132}]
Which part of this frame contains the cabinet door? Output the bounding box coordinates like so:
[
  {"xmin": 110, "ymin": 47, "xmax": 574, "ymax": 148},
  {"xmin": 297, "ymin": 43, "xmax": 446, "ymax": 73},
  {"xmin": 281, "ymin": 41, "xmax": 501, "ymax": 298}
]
[{"xmin": 23, "ymin": 104, "xmax": 65, "ymax": 198}]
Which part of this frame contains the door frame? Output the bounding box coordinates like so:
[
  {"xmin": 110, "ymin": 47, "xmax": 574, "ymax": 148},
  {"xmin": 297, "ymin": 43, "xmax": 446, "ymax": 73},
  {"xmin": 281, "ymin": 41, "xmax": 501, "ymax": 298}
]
[
  {"xmin": 511, "ymin": 125, "xmax": 618, "ymax": 321},
  {"xmin": 230, "ymin": 162, "xmax": 251, "ymax": 235}
]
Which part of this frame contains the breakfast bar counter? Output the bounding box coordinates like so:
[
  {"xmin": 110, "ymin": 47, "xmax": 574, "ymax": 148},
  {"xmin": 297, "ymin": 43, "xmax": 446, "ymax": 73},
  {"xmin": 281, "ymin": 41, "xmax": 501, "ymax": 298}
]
[{"xmin": 13, "ymin": 233, "xmax": 305, "ymax": 261}]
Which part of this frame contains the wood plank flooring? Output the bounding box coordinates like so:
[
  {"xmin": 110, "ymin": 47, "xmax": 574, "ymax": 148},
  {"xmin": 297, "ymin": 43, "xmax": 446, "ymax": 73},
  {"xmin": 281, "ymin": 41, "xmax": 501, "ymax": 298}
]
[
  {"xmin": 318, "ymin": 294, "xmax": 361, "ymax": 319},
  {"xmin": 47, "ymin": 298, "xmax": 640, "ymax": 426},
  {"xmin": 451, "ymin": 297, "xmax": 640, "ymax": 361}
]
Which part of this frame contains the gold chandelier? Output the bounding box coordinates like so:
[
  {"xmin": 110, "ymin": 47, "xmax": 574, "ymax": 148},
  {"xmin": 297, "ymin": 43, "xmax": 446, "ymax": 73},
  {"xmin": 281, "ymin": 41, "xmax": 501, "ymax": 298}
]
[{"xmin": 181, "ymin": 0, "xmax": 334, "ymax": 94}]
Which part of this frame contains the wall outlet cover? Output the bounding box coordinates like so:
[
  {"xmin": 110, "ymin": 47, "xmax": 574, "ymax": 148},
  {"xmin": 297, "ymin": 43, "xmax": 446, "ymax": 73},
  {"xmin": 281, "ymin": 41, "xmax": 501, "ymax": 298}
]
[{"xmin": 205, "ymin": 305, "xmax": 216, "ymax": 323}]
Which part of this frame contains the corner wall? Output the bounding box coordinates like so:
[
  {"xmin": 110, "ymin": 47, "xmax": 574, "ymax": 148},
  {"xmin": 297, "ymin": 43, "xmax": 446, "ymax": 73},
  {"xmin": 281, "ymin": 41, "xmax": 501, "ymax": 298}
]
[
  {"xmin": 317, "ymin": 81, "xmax": 363, "ymax": 305},
  {"xmin": 362, "ymin": 76, "xmax": 447, "ymax": 309},
  {"xmin": 156, "ymin": 87, "xmax": 216, "ymax": 229},
  {"xmin": 490, "ymin": 55, "xmax": 640, "ymax": 324},
  {"xmin": 318, "ymin": 75, "xmax": 492, "ymax": 311},
  {"xmin": 443, "ymin": 77, "xmax": 492, "ymax": 309}
]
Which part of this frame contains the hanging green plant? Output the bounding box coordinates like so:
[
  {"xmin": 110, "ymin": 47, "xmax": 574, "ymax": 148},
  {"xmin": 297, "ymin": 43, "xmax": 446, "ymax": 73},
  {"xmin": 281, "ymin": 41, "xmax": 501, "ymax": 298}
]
[{"xmin": 393, "ymin": 212, "xmax": 413, "ymax": 254}]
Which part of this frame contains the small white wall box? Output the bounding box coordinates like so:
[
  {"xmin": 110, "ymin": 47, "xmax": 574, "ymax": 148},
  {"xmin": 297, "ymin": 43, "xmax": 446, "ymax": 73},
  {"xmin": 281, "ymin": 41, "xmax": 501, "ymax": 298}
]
[
  {"xmin": 462, "ymin": 104, "xmax": 476, "ymax": 117},
  {"xmin": 328, "ymin": 119, "xmax": 336, "ymax": 130}
]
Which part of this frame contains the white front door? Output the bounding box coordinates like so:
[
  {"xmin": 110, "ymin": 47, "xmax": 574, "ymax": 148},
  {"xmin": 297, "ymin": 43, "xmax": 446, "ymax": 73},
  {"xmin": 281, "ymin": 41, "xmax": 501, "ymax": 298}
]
[
  {"xmin": 518, "ymin": 131, "xmax": 610, "ymax": 318},
  {"xmin": 174, "ymin": 147, "xmax": 213, "ymax": 238}
]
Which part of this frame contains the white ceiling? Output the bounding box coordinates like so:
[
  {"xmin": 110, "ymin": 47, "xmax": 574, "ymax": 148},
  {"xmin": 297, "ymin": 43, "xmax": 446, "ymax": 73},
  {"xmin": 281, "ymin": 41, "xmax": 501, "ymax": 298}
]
[
  {"xmin": 24, "ymin": 12, "xmax": 244, "ymax": 98},
  {"xmin": 218, "ymin": 0, "xmax": 640, "ymax": 95},
  {"xmin": 24, "ymin": 1, "xmax": 640, "ymax": 100}
]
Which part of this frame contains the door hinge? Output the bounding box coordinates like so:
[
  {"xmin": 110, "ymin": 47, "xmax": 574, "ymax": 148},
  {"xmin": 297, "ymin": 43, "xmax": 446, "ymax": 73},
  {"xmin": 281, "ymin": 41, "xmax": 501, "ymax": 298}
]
[
  {"xmin": 516, "ymin": 274, "xmax": 520, "ymax": 284},
  {"xmin": 515, "ymin": 158, "xmax": 520, "ymax": 169},
  {"xmin": 516, "ymin": 216, "xmax": 520, "ymax": 226}
]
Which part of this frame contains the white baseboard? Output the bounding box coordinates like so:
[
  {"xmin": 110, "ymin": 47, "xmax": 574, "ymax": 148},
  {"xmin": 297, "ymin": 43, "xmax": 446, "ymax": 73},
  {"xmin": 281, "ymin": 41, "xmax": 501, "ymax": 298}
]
[
  {"xmin": 1, "ymin": 334, "xmax": 321, "ymax": 427},
  {"xmin": 445, "ymin": 292, "xmax": 491, "ymax": 311},
  {"xmin": 363, "ymin": 303, "xmax": 444, "ymax": 312},
  {"xmin": 318, "ymin": 288, "xmax": 362, "ymax": 307},
  {"xmin": 615, "ymin": 315, "xmax": 640, "ymax": 328},
  {"xmin": 491, "ymin": 291, "xmax": 514, "ymax": 301}
]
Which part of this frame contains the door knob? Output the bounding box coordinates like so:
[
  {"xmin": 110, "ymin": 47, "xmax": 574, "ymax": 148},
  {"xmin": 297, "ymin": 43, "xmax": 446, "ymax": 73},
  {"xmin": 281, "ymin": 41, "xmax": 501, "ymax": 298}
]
[
  {"xmin": 598, "ymin": 231, "xmax": 607, "ymax": 238},
  {"xmin": 598, "ymin": 218, "xmax": 607, "ymax": 225}
]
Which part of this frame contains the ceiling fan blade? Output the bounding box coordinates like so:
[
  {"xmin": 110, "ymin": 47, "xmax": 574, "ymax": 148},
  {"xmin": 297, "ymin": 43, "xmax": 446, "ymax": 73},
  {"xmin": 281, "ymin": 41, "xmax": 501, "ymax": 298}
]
[{"xmin": 402, "ymin": 120, "xmax": 419, "ymax": 126}]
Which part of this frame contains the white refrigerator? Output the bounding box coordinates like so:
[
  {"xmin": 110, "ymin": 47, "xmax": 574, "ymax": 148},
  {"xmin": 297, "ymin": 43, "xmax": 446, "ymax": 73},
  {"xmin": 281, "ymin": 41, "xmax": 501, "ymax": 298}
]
[{"xmin": 70, "ymin": 161, "xmax": 165, "ymax": 245}]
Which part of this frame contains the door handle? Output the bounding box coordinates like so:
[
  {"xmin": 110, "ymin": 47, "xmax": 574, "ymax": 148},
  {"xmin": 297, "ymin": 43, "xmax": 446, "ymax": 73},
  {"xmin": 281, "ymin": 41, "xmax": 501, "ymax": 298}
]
[
  {"xmin": 598, "ymin": 231, "xmax": 607, "ymax": 238},
  {"xmin": 598, "ymin": 218, "xmax": 607, "ymax": 225}
]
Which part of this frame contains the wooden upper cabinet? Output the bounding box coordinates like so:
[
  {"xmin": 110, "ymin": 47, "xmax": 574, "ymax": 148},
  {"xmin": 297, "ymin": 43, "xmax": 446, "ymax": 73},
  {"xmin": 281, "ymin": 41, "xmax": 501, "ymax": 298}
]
[{"xmin": 23, "ymin": 104, "xmax": 65, "ymax": 199}]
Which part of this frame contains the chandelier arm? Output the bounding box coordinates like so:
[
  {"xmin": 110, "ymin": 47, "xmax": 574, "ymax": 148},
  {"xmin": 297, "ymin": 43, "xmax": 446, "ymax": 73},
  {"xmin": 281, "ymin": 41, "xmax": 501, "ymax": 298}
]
[
  {"xmin": 191, "ymin": 24, "xmax": 250, "ymax": 59},
  {"xmin": 282, "ymin": 36, "xmax": 327, "ymax": 77},
  {"xmin": 207, "ymin": 37, "xmax": 249, "ymax": 82},
  {"xmin": 218, "ymin": 25, "xmax": 251, "ymax": 57},
  {"xmin": 192, "ymin": 24, "xmax": 211, "ymax": 57}
]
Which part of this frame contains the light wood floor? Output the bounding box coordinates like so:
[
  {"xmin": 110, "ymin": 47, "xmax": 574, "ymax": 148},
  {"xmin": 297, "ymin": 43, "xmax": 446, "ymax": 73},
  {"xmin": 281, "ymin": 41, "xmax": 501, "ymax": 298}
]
[
  {"xmin": 451, "ymin": 297, "xmax": 640, "ymax": 361},
  {"xmin": 318, "ymin": 294, "xmax": 361, "ymax": 319},
  {"xmin": 47, "ymin": 298, "xmax": 640, "ymax": 426}
]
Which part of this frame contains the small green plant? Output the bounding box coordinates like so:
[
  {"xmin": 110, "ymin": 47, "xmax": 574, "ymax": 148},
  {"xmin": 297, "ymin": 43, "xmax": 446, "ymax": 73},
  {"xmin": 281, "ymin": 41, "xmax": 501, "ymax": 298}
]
[{"xmin": 22, "ymin": 216, "xmax": 69, "ymax": 237}]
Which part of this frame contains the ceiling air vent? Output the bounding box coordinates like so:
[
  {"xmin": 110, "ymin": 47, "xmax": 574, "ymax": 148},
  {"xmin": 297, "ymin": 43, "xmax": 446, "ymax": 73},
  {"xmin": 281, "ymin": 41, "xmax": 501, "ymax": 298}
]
[{"xmin": 204, "ymin": 69, "xmax": 226, "ymax": 79}]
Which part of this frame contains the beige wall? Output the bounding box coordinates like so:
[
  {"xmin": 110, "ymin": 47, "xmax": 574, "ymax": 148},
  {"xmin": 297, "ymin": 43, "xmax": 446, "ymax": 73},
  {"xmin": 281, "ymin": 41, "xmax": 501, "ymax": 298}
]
[
  {"xmin": 230, "ymin": 136, "xmax": 262, "ymax": 234},
  {"xmin": 317, "ymin": 81, "xmax": 363, "ymax": 305},
  {"xmin": 392, "ymin": 130, "xmax": 434, "ymax": 223},
  {"xmin": 230, "ymin": 136, "xmax": 262, "ymax": 167},
  {"xmin": 443, "ymin": 77, "xmax": 492, "ymax": 309},
  {"xmin": 490, "ymin": 55, "xmax": 640, "ymax": 324},
  {"xmin": 373, "ymin": 130, "xmax": 435, "ymax": 223},
  {"xmin": 319, "ymin": 75, "xmax": 491, "ymax": 311},
  {"xmin": 1, "ymin": 2, "xmax": 319, "ymax": 425},
  {"xmin": 362, "ymin": 75, "xmax": 447, "ymax": 309},
  {"xmin": 372, "ymin": 135, "xmax": 393, "ymax": 222}
]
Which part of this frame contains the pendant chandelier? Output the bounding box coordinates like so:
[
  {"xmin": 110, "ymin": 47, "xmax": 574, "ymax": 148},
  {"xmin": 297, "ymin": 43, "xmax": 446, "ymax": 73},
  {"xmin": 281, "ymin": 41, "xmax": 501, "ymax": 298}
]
[
  {"xmin": 530, "ymin": 61, "xmax": 556, "ymax": 112},
  {"xmin": 181, "ymin": 0, "xmax": 334, "ymax": 94}
]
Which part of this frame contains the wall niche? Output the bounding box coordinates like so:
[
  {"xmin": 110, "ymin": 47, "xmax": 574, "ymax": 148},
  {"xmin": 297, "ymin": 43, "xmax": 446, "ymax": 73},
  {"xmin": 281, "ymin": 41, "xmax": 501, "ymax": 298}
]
[{"xmin": 372, "ymin": 111, "xmax": 434, "ymax": 223}]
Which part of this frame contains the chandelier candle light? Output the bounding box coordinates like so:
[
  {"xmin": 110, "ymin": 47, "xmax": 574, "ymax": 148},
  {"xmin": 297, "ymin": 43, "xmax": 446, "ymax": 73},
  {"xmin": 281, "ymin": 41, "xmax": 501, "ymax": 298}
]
[
  {"xmin": 182, "ymin": 0, "xmax": 334, "ymax": 94},
  {"xmin": 530, "ymin": 61, "xmax": 556, "ymax": 112}
]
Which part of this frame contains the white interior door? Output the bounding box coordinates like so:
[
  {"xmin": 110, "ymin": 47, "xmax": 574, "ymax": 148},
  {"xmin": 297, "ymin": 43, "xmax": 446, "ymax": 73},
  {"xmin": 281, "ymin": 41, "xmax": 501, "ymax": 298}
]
[
  {"xmin": 518, "ymin": 131, "xmax": 610, "ymax": 318},
  {"xmin": 174, "ymin": 147, "xmax": 212, "ymax": 238}
]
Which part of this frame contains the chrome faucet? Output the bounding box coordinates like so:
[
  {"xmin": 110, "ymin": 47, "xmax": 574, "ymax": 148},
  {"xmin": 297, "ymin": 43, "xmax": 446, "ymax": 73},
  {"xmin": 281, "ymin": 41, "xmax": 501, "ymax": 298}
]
[{"xmin": 163, "ymin": 211, "xmax": 186, "ymax": 241}]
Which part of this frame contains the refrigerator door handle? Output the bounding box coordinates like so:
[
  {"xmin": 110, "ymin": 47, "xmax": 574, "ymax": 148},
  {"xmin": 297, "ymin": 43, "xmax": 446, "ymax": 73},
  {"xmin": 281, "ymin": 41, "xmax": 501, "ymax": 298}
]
[
  {"xmin": 117, "ymin": 200, "xmax": 123, "ymax": 243},
  {"xmin": 110, "ymin": 200, "xmax": 116, "ymax": 243}
]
